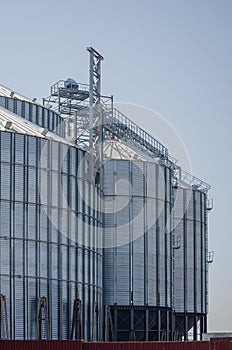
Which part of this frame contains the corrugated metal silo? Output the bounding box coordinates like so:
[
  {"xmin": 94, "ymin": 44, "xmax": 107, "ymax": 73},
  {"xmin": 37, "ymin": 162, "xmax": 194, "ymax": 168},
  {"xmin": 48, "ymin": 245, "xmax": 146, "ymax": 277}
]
[
  {"xmin": 0, "ymin": 119, "xmax": 102, "ymax": 340},
  {"xmin": 0, "ymin": 95, "xmax": 65, "ymax": 137},
  {"xmin": 173, "ymin": 186, "xmax": 208, "ymax": 340},
  {"xmin": 103, "ymin": 153, "xmax": 173, "ymax": 341}
]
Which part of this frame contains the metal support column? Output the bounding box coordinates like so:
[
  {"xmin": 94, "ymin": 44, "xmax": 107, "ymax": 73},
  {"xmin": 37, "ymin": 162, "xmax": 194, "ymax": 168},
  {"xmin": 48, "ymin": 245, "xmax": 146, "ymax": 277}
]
[
  {"xmin": 129, "ymin": 306, "xmax": 136, "ymax": 341},
  {"xmin": 114, "ymin": 306, "xmax": 118, "ymax": 341},
  {"xmin": 0, "ymin": 294, "xmax": 8, "ymax": 339},
  {"xmin": 36, "ymin": 296, "xmax": 50, "ymax": 340},
  {"xmin": 104, "ymin": 305, "xmax": 109, "ymax": 341},
  {"xmin": 171, "ymin": 311, "xmax": 175, "ymax": 340},
  {"xmin": 184, "ymin": 314, "xmax": 188, "ymax": 341},
  {"xmin": 204, "ymin": 315, "xmax": 207, "ymax": 334},
  {"xmin": 104, "ymin": 305, "xmax": 115, "ymax": 341},
  {"xmin": 193, "ymin": 315, "xmax": 198, "ymax": 340},
  {"xmin": 92, "ymin": 301, "xmax": 99, "ymax": 341},
  {"xmin": 166, "ymin": 310, "xmax": 170, "ymax": 340},
  {"xmin": 200, "ymin": 315, "xmax": 207, "ymax": 339},
  {"xmin": 70, "ymin": 299, "xmax": 82, "ymax": 340},
  {"xmin": 157, "ymin": 309, "xmax": 161, "ymax": 341},
  {"xmin": 145, "ymin": 308, "xmax": 149, "ymax": 341}
]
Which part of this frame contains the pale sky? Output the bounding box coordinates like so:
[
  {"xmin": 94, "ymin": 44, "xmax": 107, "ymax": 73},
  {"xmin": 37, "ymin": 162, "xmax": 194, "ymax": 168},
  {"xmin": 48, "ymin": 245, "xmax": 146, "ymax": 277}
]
[{"xmin": 1, "ymin": 0, "xmax": 232, "ymax": 332}]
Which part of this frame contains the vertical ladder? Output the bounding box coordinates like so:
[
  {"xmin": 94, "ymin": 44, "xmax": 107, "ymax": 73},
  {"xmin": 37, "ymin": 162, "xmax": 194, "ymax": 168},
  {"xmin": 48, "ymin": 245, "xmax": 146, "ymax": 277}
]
[
  {"xmin": 70, "ymin": 299, "xmax": 82, "ymax": 340},
  {"xmin": 36, "ymin": 296, "xmax": 50, "ymax": 339},
  {"xmin": 0, "ymin": 294, "xmax": 8, "ymax": 339}
]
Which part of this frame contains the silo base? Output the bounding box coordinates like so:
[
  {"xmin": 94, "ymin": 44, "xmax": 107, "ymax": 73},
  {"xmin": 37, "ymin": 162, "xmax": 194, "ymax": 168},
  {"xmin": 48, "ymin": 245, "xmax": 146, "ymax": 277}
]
[
  {"xmin": 104, "ymin": 305, "xmax": 173, "ymax": 342},
  {"xmin": 174, "ymin": 313, "xmax": 207, "ymax": 341}
]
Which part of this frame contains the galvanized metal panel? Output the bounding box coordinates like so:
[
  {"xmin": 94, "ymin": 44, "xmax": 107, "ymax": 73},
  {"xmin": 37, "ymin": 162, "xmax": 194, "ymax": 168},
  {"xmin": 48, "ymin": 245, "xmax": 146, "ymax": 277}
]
[
  {"xmin": 0, "ymin": 130, "xmax": 12, "ymax": 162},
  {"xmin": 14, "ymin": 278, "xmax": 25, "ymax": 339},
  {"xmin": 0, "ymin": 96, "xmax": 65, "ymax": 137},
  {"xmin": 14, "ymin": 167, "xmax": 24, "ymax": 202},
  {"xmin": 15, "ymin": 133, "xmax": 25, "ymax": 164},
  {"xmin": 103, "ymin": 159, "xmax": 172, "ymax": 309},
  {"xmin": 0, "ymin": 131, "xmax": 102, "ymax": 341},
  {"xmin": 28, "ymin": 136, "xmax": 37, "ymax": 167},
  {"xmin": 27, "ymin": 280, "xmax": 37, "ymax": 339},
  {"xmin": 0, "ymin": 164, "xmax": 11, "ymax": 200},
  {"xmin": 173, "ymin": 187, "xmax": 208, "ymax": 314},
  {"xmin": 24, "ymin": 101, "xmax": 30, "ymax": 120},
  {"xmin": 0, "ymin": 201, "xmax": 11, "ymax": 238},
  {"xmin": 28, "ymin": 168, "xmax": 37, "ymax": 203}
]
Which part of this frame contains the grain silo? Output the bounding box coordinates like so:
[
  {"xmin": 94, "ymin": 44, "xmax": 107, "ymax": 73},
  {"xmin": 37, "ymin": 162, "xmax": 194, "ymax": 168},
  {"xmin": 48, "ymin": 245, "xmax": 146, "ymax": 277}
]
[
  {"xmin": 0, "ymin": 47, "xmax": 212, "ymax": 342},
  {"xmin": 173, "ymin": 179, "xmax": 212, "ymax": 340},
  {"xmin": 0, "ymin": 92, "xmax": 103, "ymax": 340},
  {"xmin": 102, "ymin": 139, "xmax": 173, "ymax": 341}
]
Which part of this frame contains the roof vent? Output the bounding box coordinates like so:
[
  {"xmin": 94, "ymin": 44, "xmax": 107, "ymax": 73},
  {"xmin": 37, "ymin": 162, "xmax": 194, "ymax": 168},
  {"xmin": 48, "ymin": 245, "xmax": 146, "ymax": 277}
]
[
  {"xmin": 0, "ymin": 120, "xmax": 12, "ymax": 129},
  {"xmin": 41, "ymin": 128, "xmax": 48, "ymax": 136}
]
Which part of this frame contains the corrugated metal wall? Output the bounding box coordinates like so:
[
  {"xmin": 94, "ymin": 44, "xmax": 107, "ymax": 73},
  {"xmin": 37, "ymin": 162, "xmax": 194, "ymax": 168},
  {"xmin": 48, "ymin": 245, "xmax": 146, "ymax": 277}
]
[
  {"xmin": 210, "ymin": 338, "xmax": 232, "ymax": 350},
  {"xmin": 0, "ymin": 96, "xmax": 65, "ymax": 137},
  {"xmin": 0, "ymin": 95, "xmax": 211, "ymax": 342},
  {"xmin": 102, "ymin": 159, "xmax": 173, "ymax": 340},
  {"xmin": 0, "ymin": 131, "xmax": 102, "ymax": 340},
  {"xmin": 103, "ymin": 159, "xmax": 172, "ymax": 308},
  {"xmin": 173, "ymin": 187, "xmax": 208, "ymax": 339},
  {"xmin": 173, "ymin": 187, "xmax": 207, "ymax": 314}
]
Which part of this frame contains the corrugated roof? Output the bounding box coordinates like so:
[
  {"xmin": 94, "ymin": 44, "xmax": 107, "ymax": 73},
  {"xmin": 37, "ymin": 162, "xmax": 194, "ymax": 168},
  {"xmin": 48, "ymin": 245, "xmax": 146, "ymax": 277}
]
[
  {"xmin": 103, "ymin": 138, "xmax": 157, "ymax": 162},
  {"xmin": 0, "ymin": 83, "xmax": 36, "ymax": 103},
  {"xmin": 0, "ymin": 105, "xmax": 72, "ymax": 145}
]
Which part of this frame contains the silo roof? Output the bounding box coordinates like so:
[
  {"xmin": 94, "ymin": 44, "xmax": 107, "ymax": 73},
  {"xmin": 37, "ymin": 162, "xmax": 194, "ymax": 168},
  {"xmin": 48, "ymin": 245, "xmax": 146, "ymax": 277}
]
[
  {"xmin": 0, "ymin": 105, "xmax": 71, "ymax": 146},
  {"xmin": 103, "ymin": 137, "xmax": 158, "ymax": 163},
  {"xmin": 0, "ymin": 83, "xmax": 37, "ymax": 103}
]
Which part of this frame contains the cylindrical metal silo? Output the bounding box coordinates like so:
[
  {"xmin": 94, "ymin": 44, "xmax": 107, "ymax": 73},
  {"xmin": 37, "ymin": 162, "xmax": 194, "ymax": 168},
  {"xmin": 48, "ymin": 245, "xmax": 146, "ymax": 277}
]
[
  {"xmin": 0, "ymin": 95, "xmax": 65, "ymax": 137},
  {"xmin": 173, "ymin": 186, "xmax": 208, "ymax": 340},
  {"xmin": 103, "ymin": 157, "xmax": 173, "ymax": 341},
  {"xmin": 0, "ymin": 128, "xmax": 102, "ymax": 340}
]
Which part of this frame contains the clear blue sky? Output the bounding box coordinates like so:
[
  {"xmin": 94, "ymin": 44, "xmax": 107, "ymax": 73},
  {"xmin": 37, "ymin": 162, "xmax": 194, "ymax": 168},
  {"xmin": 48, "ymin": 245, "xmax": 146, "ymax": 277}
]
[{"xmin": 1, "ymin": 0, "xmax": 232, "ymax": 332}]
